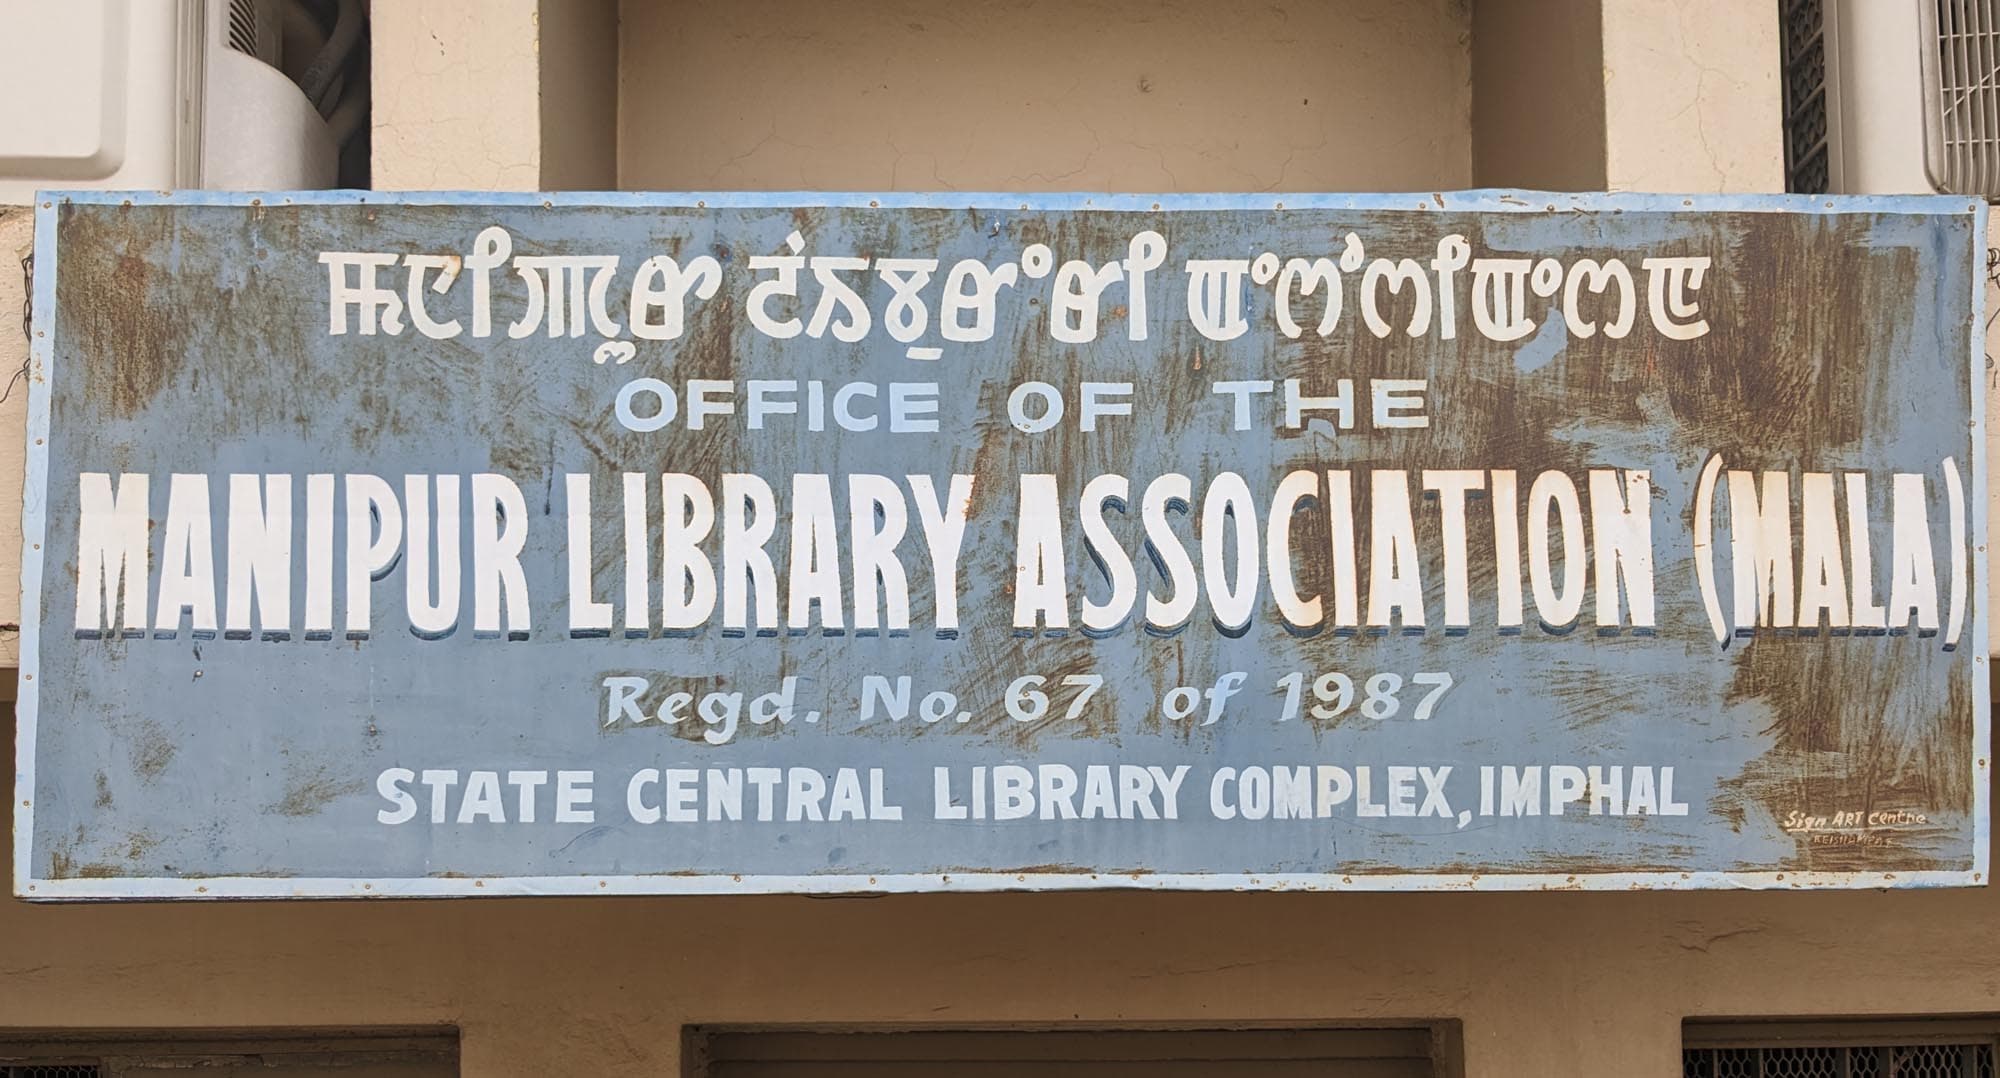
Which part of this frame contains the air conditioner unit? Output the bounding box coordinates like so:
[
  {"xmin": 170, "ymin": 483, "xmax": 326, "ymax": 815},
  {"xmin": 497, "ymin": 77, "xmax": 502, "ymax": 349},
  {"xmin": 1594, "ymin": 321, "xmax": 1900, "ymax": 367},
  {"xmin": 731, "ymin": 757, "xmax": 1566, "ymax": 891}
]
[
  {"xmin": 1783, "ymin": 0, "xmax": 2000, "ymax": 198},
  {"xmin": 1784, "ymin": 0, "xmax": 1931, "ymax": 194},
  {"xmin": 0, "ymin": 0, "xmax": 341, "ymax": 203},
  {"xmin": 1918, "ymin": 1, "xmax": 2000, "ymax": 198}
]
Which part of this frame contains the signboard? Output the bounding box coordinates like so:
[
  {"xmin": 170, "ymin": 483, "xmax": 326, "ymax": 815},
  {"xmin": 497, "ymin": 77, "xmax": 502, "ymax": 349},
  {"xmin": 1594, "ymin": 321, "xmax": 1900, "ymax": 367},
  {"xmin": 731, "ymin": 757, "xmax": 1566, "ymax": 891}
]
[{"xmin": 14, "ymin": 191, "xmax": 1988, "ymax": 898}]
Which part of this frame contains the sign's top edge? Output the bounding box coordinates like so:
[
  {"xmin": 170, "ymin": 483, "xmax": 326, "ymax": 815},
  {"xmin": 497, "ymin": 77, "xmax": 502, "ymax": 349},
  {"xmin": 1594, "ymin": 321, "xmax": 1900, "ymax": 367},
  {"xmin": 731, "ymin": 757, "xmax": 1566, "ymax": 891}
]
[{"xmin": 27, "ymin": 188, "xmax": 1984, "ymax": 215}]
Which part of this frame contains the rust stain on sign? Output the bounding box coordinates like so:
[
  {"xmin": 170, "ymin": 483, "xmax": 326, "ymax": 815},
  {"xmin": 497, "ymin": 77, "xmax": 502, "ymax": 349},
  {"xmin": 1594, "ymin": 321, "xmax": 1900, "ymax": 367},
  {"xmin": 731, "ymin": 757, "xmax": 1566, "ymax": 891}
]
[{"xmin": 12, "ymin": 190, "xmax": 1988, "ymax": 898}]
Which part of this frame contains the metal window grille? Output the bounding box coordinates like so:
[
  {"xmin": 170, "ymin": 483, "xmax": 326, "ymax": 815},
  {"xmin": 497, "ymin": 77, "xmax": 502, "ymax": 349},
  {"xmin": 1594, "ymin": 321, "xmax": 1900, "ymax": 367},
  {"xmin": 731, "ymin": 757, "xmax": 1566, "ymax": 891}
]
[
  {"xmin": 0, "ymin": 1034, "xmax": 455, "ymax": 1078},
  {"xmin": 1686, "ymin": 1045, "xmax": 1996, "ymax": 1078},
  {"xmin": 1780, "ymin": 0, "xmax": 1834, "ymax": 193},
  {"xmin": 686, "ymin": 1027, "xmax": 1445, "ymax": 1078},
  {"xmin": 1923, "ymin": 0, "xmax": 2000, "ymax": 196}
]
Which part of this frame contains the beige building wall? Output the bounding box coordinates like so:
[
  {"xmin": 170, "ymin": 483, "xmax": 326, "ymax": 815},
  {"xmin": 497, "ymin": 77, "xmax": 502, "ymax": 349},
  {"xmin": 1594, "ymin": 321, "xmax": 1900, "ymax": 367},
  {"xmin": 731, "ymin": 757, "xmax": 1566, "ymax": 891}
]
[
  {"xmin": 370, "ymin": 0, "xmax": 545, "ymax": 191},
  {"xmin": 1470, "ymin": 0, "xmax": 1781, "ymax": 192},
  {"xmin": 537, "ymin": 0, "xmax": 619, "ymax": 191},
  {"xmin": 1599, "ymin": 0, "xmax": 1785, "ymax": 193},
  {"xmin": 615, "ymin": 0, "xmax": 1474, "ymax": 193},
  {"xmin": 8, "ymin": 5, "xmax": 1997, "ymax": 1078},
  {"xmin": 4, "ymin": 757, "xmax": 2000, "ymax": 1078},
  {"xmin": 1471, "ymin": 0, "xmax": 1606, "ymax": 189},
  {"xmin": 0, "ymin": 208, "xmax": 27, "ymax": 668}
]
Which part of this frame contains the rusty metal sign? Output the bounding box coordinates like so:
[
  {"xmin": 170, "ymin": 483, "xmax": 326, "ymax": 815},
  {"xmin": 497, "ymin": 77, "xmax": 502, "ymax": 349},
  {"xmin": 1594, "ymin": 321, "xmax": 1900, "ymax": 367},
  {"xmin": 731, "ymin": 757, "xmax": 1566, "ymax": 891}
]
[{"xmin": 13, "ymin": 191, "xmax": 1989, "ymax": 898}]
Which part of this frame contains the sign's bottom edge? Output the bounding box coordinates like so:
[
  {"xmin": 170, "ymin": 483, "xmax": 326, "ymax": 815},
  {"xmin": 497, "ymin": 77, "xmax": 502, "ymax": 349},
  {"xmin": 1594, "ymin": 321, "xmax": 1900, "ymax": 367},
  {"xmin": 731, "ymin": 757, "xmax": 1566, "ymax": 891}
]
[{"xmin": 13, "ymin": 869, "xmax": 1984, "ymax": 900}]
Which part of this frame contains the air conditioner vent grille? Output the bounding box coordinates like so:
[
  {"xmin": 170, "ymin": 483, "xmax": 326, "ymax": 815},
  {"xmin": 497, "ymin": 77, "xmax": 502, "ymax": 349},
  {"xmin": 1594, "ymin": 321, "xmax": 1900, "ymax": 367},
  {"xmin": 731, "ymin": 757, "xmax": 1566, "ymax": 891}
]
[
  {"xmin": 1924, "ymin": 0, "xmax": 2000, "ymax": 197},
  {"xmin": 224, "ymin": 0, "xmax": 258, "ymax": 55}
]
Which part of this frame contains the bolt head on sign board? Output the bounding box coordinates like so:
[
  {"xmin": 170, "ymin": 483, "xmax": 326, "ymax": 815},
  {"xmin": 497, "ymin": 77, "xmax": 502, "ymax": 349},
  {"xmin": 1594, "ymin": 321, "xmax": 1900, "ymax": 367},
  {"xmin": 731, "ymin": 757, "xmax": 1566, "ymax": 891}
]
[{"xmin": 11, "ymin": 190, "xmax": 1989, "ymax": 899}]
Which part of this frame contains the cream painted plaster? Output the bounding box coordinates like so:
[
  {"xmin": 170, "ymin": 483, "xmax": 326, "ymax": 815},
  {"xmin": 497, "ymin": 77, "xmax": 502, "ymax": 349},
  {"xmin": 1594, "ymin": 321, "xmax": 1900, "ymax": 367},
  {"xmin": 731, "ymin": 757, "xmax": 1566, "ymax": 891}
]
[
  {"xmin": 1, "ymin": 14, "xmax": 1996, "ymax": 1078},
  {"xmin": 1470, "ymin": 0, "xmax": 1605, "ymax": 189},
  {"xmin": 1600, "ymin": 0, "xmax": 1785, "ymax": 193},
  {"xmin": 0, "ymin": 209, "xmax": 23, "ymax": 667},
  {"xmin": 3, "ymin": 751, "xmax": 2000, "ymax": 1078},
  {"xmin": 537, "ymin": 0, "xmax": 618, "ymax": 191},
  {"xmin": 615, "ymin": 0, "xmax": 1474, "ymax": 193},
  {"xmin": 370, "ymin": 0, "xmax": 544, "ymax": 191}
]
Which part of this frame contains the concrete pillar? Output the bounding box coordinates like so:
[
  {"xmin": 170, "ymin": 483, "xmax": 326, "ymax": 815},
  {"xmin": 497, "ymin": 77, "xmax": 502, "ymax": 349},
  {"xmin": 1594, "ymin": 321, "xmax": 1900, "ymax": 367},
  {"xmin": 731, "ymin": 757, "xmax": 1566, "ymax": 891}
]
[
  {"xmin": 1600, "ymin": 0, "xmax": 1784, "ymax": 192},
  {"xmin": 0, "ymin": 208, "xmax": 26, "ymax": 669},
  {"xmin": 1473, "ymin": 0, "xmax": 1783, "ymax": 194},
  {"xmin": 370, "ymin": 0, "xmax": 616, "ymax": 191}
]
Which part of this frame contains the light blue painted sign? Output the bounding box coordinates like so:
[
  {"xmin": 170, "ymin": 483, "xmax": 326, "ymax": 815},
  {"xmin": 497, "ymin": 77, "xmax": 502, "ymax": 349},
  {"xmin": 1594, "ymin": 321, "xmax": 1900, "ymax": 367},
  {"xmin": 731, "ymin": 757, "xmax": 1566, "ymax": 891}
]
[{"xmin": 14, "ymin": 190, "xmax": 1989, "ymax": 898}]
